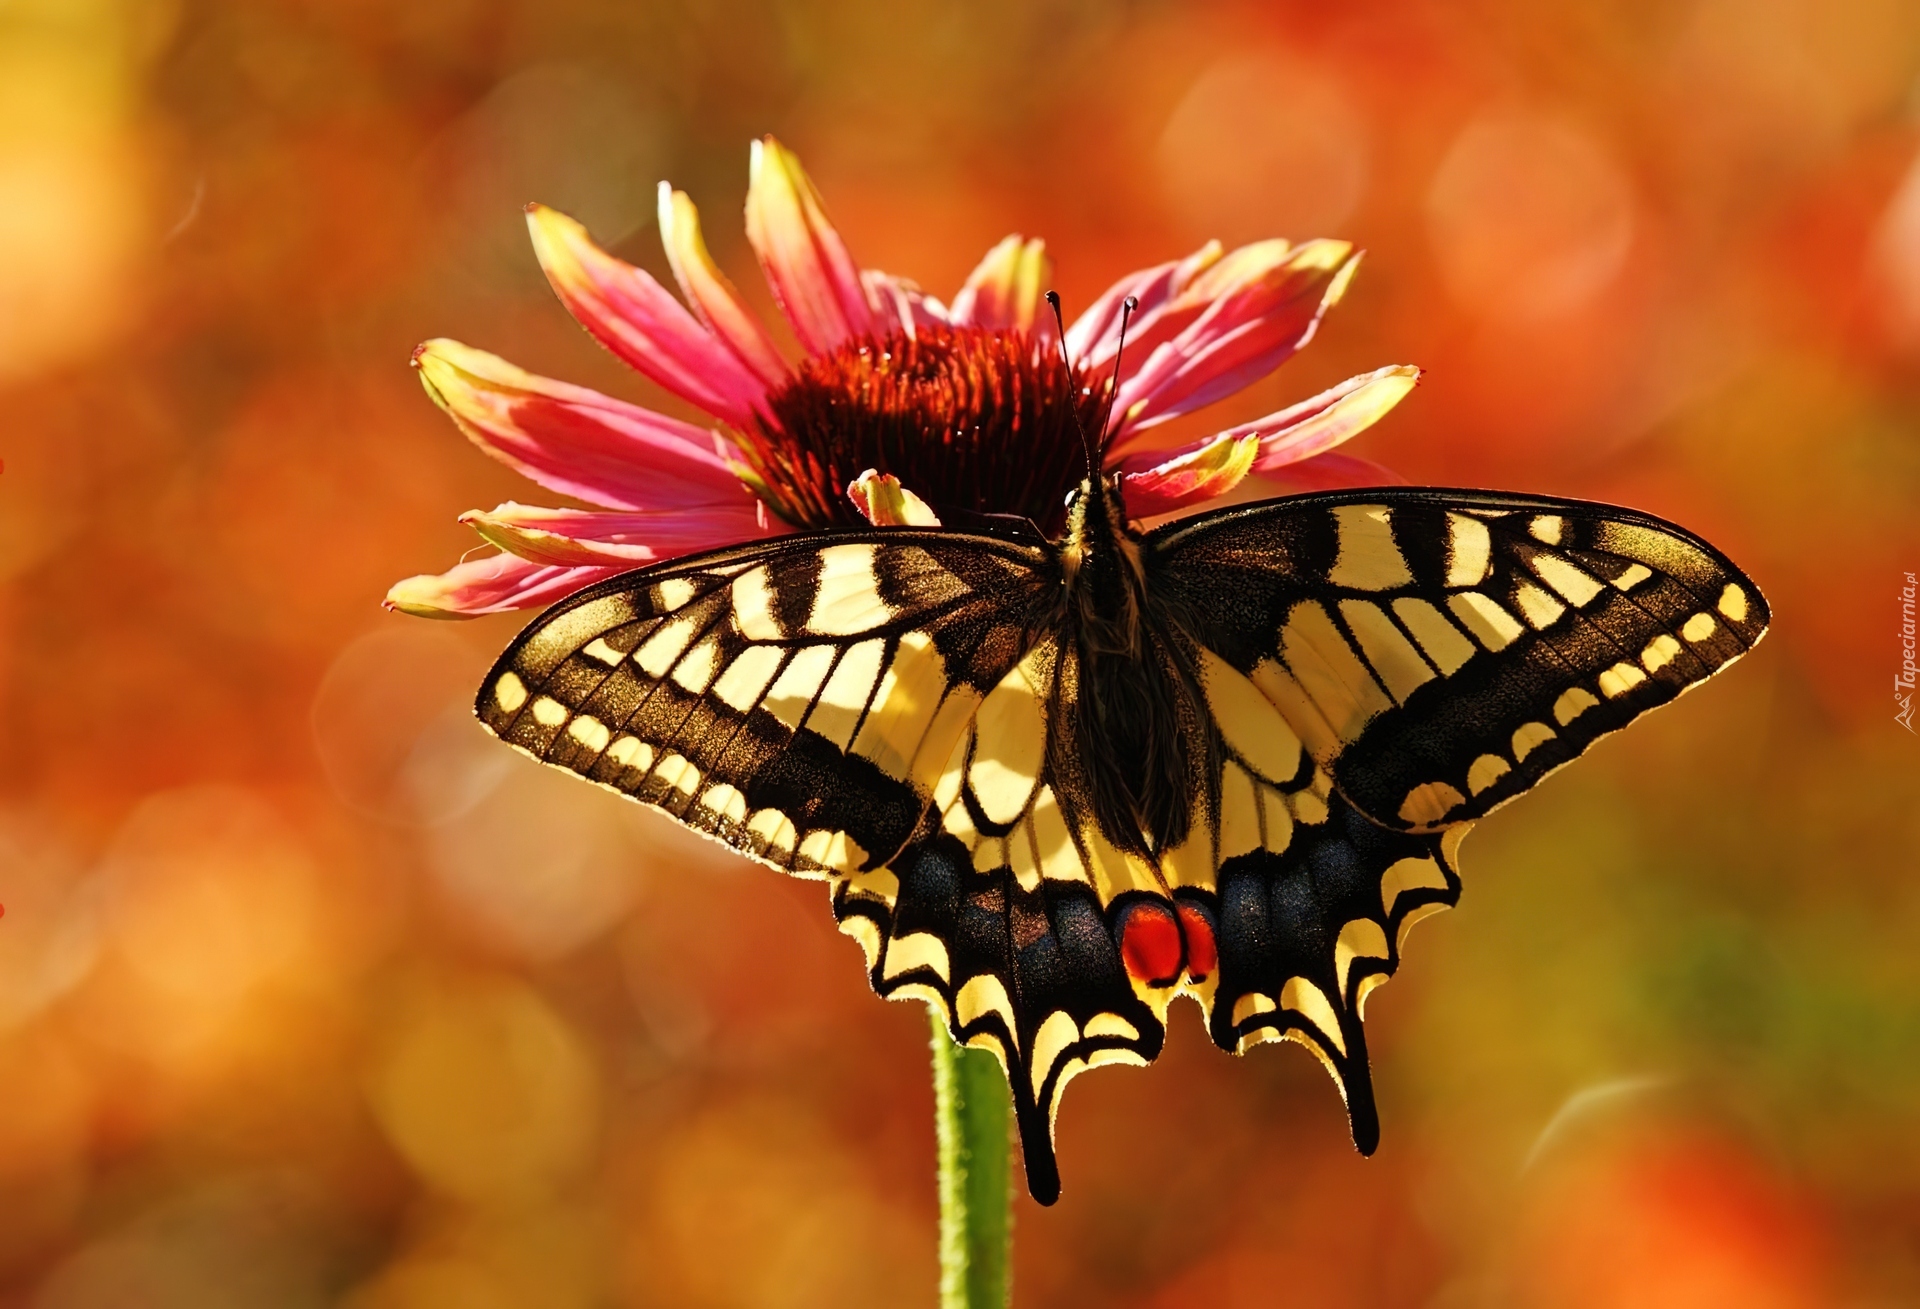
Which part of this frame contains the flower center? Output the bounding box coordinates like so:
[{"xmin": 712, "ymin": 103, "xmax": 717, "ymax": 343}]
[{"xmin": 735, "ymin": 325, "xmax": 1106, "ymax": 536}]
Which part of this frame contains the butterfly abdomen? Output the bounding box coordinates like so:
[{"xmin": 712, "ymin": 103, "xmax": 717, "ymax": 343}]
[{"xmin": 1063, "ymin": 637, "xmax": 1206, "ymax": 858}]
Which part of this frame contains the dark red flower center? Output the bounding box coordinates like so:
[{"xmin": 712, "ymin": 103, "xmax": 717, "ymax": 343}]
[{"xmin": 734, "ymin": 325, "xmax": 1107, "ymax": 536}]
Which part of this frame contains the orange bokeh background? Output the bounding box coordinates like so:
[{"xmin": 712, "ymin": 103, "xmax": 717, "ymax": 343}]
[{"xmin": 4, "ymin": 2, "xmax": 1919, "ymax": 1305}]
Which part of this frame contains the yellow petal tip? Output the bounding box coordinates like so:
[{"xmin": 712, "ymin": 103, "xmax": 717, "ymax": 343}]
[
  {"xmin": 382, "ymin": 577, "xmax": 473, "ymax": 620},
  {"xmin": 1324, "ymin": 250, "xmax": 1365, "ymax": 305},
  {"xmin": 848, "ymin": 469, "xmax": 941, "ymax": 527}
]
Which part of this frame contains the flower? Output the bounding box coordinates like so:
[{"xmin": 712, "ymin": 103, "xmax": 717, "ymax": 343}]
[{"xmin": 386, "ymin": 136, "xmax": 1418, "ymax": 618}]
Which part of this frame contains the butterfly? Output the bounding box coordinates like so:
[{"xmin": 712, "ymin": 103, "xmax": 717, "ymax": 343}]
[{"xmin": 475, "ymin": 474, "xmax": 1767, "ymax": 1204}]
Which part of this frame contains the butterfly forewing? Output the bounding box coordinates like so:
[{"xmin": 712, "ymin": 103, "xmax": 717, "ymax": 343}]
[
  {"xmin": 1151, "ymin": 490, "xmax": 1770, "ymax": 831},
  {"xmin": 478, "ymin": 532, "xmax": 1051, "ymax": 878}
]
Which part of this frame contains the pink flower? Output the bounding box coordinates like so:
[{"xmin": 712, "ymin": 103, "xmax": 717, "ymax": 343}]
[{"xmin": 386, "ymin": 137, "xmax": 1418, "ymax": 618}]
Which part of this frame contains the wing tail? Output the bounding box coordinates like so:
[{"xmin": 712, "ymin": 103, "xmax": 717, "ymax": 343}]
[{"xmin": 1201, "ymin": 794, "xmax": 1463, "ymax": 1156}]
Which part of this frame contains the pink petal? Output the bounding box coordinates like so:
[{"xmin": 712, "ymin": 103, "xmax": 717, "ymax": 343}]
[
  {"xmin": 1249, "ymin": 450, "xmax": 1406, "ymax": 495},
  {"xmin": 1237, "ymin": 365, "xmax": 1421, "ymax": 471},
  {"xmin": 459, "ymin": 499, "xmax": 778, "ymax": 568},
  {"xmin": 863, "ymin": 270, "xmax": 952, "ymax": 338},
  {"xmin": 745, "ymin": 136, "xmax": 877, "ymax": 356},
  {"xmin": 657, "ymin": 184, "xmax": 790, "ymax": 390},
  {"xmin": 384, "ymin": 552, "xmax": 628, "ymax": 619},
  {"xmin": 1096, "ymin": 242, "xmax": 1303, "ymax": 401},
  {"xmin": 949, "ymin": 235, "xmax": 1052, "ymax": 334},
  {"xmin": 1110, "ymin": 366, "xmax": 1417, "ymax": 514},
  {"xmin": 1064, "ymin": 241, "xmax": 1223, "ymax": 373},
  {"xmin": 847, "ymin": 470, "xmax": 942, "ymax": 527},
  {"xmin": 413, "ymin": 339, "xmax": 752, "ymax": 512},
  {"xmin": 1116, "ymin": 432, "xmax": 1260, "ymax": 517},
  {"xmin": 1111, "ymin": 241, "xmax": 1362, "ymax": 442},
  {"xmin": 527, "ymin": 204, "xmax": 768, "ymax": 426}
]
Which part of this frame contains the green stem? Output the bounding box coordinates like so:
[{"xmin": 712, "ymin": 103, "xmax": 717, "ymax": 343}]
[{"xmin": 931, "ymin": 1009, "xmax": 1013, "ymax": 1308}]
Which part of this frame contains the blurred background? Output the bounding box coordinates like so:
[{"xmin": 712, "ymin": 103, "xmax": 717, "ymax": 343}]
[{"xmin": 3, "ymin": 0, "xmax": 1919, "ymax": 1305}]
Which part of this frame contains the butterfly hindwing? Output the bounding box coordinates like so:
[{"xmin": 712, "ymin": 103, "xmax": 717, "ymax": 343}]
[
  {"xmin": 836, "ymin": 824, "xmax": 1166, "ymax": 1207},
  {"xmin": 1201, "ymin": 796, "xmax": 1465, "ymax": 1152}
]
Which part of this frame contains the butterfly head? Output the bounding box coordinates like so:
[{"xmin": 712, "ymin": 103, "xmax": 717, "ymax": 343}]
[{"xmin": 1061, "ymin": 470, "xmax": 1134, "ymax": 550}]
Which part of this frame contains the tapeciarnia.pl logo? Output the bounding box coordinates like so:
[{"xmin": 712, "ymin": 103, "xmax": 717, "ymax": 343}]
[{"xmin": 1899, "ymin": 570, "xmax": 1917, "ymax": 733}]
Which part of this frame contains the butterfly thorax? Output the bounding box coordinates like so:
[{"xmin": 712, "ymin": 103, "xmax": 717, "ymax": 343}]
[
  {"xmin": 1056, "ymin": 475, "xmax": 1202, "ymax": 859},
  {"xmin": 1058, "ymin": 475, "xmax": 1146, "ymax": 657}
]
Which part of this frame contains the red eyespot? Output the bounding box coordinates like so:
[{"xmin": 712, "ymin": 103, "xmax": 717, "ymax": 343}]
[
  {"xmin": 1119, "ymin": 901, "xmax": 1183, "ymax": 986},
  {"xmin": 1177, "ymin": 902, "xmax": 1217, "ymax": 981}
]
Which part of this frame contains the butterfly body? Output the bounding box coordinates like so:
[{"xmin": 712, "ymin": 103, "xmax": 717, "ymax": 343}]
[
  {"xmin": 476, "ymin": 483, "xmax": 1768, "ymax": 1204},
  {"xmin": 1058, "ymin": 477, "xmax": 1207, "ymax": 864}
]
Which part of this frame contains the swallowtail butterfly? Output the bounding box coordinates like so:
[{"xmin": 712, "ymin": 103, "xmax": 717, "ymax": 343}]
[{"xmin": 476, "ymin": 476, "xmax": 1766, "ymax": 1203}]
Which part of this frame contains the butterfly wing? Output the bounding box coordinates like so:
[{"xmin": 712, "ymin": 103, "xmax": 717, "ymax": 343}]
[
  {"xmin": 1138, "ymin": 487, "xmax": 1768, "ymax": 1153},
  {"xmin": 476, "ymin": 530, "xmax": 1170, "ymax": 1204}
]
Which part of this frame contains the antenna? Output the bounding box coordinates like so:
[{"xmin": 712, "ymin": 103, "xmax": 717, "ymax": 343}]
[
  {"xmin": 1097, "ymin": 295, "xmax": 1139, "ymax": 459},
  {"xmin": 1045, "ymin": 290, "xmax": 1097, "ymax": 480}
]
